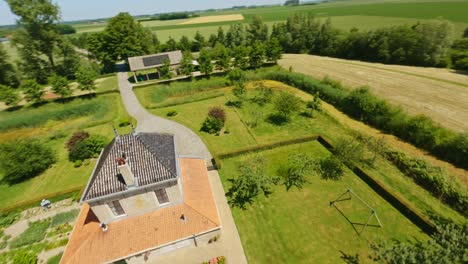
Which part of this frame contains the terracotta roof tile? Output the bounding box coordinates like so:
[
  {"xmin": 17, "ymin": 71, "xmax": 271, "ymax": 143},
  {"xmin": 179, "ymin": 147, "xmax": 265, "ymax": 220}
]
[{"xmin": 61, "ymin": 158, "xmax": 220, "ymax": 264}]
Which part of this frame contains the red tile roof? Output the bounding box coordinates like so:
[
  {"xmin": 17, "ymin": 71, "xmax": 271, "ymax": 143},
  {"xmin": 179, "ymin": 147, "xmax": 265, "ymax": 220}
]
[{"xmin": 61, "ymin": 158, "xmax": 220, "ymax": 264}]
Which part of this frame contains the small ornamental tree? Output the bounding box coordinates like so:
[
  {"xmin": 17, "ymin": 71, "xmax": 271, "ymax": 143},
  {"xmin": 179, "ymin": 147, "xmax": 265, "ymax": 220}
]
[
  {"xmin": 249, "ymin": 41, "xmax": 266, "ymax": 68},
  {"xmin": 0, "ymin": 139, "xmax": 56, "ymax": 183},
  {"xmin": 159, "ymin": 58, "xmax": 172, "ymax": 79},
  {"xmin": 273, "ymin": 92, "xmax": 301, "ymax": 119},
  {"xmin": 0, "ymin": 84, "xmax": 20, "ymax": 106},
  {"xmin": 226, "ymin": 156, "xmax": 272, "ymax": 208},
  {"xmin": 318, "ymin": 156, "xmax": 344, "ymax": 180},
  {"xmin": 201, "ymin": 107, "xmax": 226, "ymax": 134},
  {"xmin": 180, "ymin": 51, "xmax": 194, "ymax": 76},
  {"xmin": 66, "ymin": 131, "xmax": 90, "ymax": 151},
  {"xmin": 22, "ymin": 80, "xmax": 45, "ymax": 103},
  {"xmin": 277, "ymin": 153, "xmax": 316, "ymax": 190},
  {"xmin": 50, "ymin": 75, "xmax": 71, "ymax": 98},
  {"xmin": 75, "ymin": 65, "xmax": 97, "ymax": 91},
  {"xmin": 199, "ymin": 48, "xmax": 213, "ymax": 77}
]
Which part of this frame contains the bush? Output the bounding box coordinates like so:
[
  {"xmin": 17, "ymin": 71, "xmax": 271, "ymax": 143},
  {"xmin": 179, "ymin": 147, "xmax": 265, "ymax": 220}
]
[
  {"xmin": 319, "ymin": 156, "xmax": 344, "ymax": 180},
  {"xmin": 73, "ymin": 160, "xmax": 82, "ymax": 168},
  {"xmin": 208, "ymin": 107, "xmax": 226, "ymax": 123},
  {"xmin": 10, "ymin": 219, "xmax": 50, "ymax": 249},
  {"xmin": 201, "ymin": 117, "xmax": 224, "ymax": 134},
  {"xmin": 166, "ymin": 110, "xmax": 178, "ymax": 117},
  {"xmin": 118, "ymin": 118, "xmax": 131, "ymax": 127},
  {"xmin": 66, "ymin": 131, "xmax": 90, "ymax": 151},
  {"xmin": 11, "ymin": 250, "xmax": 37, "ymax": 264},
  {"xmin": 69, "ymin": 135, "xmax": 107, "ymax": 161},
  {"xmin": 0, "ymin": 139, "xmax": 56, "ymax": 183}
]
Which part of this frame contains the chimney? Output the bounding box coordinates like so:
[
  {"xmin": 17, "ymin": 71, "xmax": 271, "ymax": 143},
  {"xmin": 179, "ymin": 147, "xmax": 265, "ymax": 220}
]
[
  {"xmin": 116, "ymin": 157, "xmax": 136, "ymax": 187},
  {"xmin": 100, "ymin": 223, "xmax": 108, "ymax": 232}
]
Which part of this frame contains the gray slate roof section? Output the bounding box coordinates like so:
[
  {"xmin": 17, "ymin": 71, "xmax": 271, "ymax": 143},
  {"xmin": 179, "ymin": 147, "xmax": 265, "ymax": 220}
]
[
  {"xmin": 83, "ymin": 133, "xmax": 178, "ymax": 201},
  {"xmin": 128, "ymin": 50, "xmax": 183, "ymax": 71}
]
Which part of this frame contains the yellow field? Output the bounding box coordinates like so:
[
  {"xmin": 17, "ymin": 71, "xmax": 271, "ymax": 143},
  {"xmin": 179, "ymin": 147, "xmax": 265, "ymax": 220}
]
[
  {"xmin": 179, "ymin": 14, "xmax": 244, "ymax": 25},
  {"xmin": 279, "ymin": 54, "xmax": 468, "ymax": 133}
]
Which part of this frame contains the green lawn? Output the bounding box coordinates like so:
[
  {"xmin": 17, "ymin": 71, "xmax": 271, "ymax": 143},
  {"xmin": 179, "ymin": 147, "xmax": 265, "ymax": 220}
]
[
  {"xmin": 220, "ymin": 142, "xmax": 427, "ymax": 263},
  {"xmin": 138, "ymin": 78, "xmax": 465, "ymax": 225},
  {"xmin": 0, "ymin": 93, "xmax": 131, "ymax": 210},
  {"xmin": 95, "ymin": 75, "xmax": 118, "ymax": 92}
]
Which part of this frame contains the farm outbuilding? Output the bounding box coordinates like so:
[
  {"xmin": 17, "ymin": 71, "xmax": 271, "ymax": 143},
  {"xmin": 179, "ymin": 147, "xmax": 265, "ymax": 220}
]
[{"xmin": 128, "ymin": 50, "xmax": 183, "ymax": 82}]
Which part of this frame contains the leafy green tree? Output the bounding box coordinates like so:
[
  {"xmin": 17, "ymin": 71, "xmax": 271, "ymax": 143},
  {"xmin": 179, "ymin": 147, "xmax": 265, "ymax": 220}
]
[
  {"xmin": 192, "ymin": 31, "xmax": 206, "ymax": 51},
  {"xmin": 86, "ymin": 12, "xmax": 153, "ymax": 71},
  {"xmin": 180, "ymin": 51, "xmax": 194, "ymax": 76},
  {"xmin": 371, "ymin": 223, "xmax": 467, "ymax": 264},
  {"xmin": 265, "ymin": 37, "xmax": 283, "ymax": 63},
  {"xmin": 249, "ymin": 41, "xmax": 266, "ymax": 68},
  {"xmin": 50, "ymin": 75, "xmax": 71, "ymax": 98},
  {"xmin": 0, "ymin": 84, "xmax": 20, "ymax": 106},
  {"xmin": 22, "ymin": 80, "xmax": 44, "ymax": 103},
  {"xmin": 159, "ymin": 59, "xmax": 172, "ymax": 79},
  {"xmin": 227, "ymin": 68, "xmax": 247, "ymax": 101},
  {"xmin": 69, "ymin": 135, "xmax": 107, "ymax": 161},
  {"xmin": 55, "ymin": 39, "xmax": 80, "ymax": 79},
  {"xmin": 226, "ymin": 156, "xmax": 272, "ymax": 208},
  {"xmin": 226, "ymin": 23, "xmax": 245, "ymax": 48},
  {"xmin": 306, "ymin": 92, "xmax": 322, "ymax": 112},
  {"xmin": 318, "ymin": 156, "xmax": 344, "ymax": 180},
  {"xmin": 217, "ymin": 26, "xmax": 226, "ymax": 45},
  {"xmin": 212, "ymin": 43, "xmax": 231, "ymax": 71},
  {"xmin": 208, "ymin": 33, "xmax": 218, "ymax": 47},
  {"xmin": 246, "ymin": 15, "xmax": 268, "ymax": 45},
  {"xmin": 451, "ymin": 38, "xmax": 468, "ymax": 71},
  {"xmin": 164, "ymin": 37, "xmax": 178, "ymax": 51},
  {"xmin": 232, "ymin": 45, "xmax": 250, "ymax": 69},
  {"xmin": 333, "ymin": 137, "xmax": 372, "ymax": 167},
  {"xmin": 178, "ymin": 35, "xmax": 192, "ymax": 51},
  {"xmin": 273, "ymin": 92, "xmax": 301, "ymax": 119},
  {"xmin": 278, "ymin": 153, "xmax": 316, "ymax": 190},
  {"xmin": 0, "ymin": 139, "xmax": 56, "ymax": 183},
  {"xmin": 199, "ymin": 48, "xmax": 213, "ymax": 77},
  {"xmin": 57, "ymin": 24, "xmax": 76, "ymax": 35},
  {"xmin": 0, "ymin": 43, "xmax": 20, "ymax": 88},
  {"xmin": 75, "ymin": 66, "xmax": 97, "ymax": 91}
]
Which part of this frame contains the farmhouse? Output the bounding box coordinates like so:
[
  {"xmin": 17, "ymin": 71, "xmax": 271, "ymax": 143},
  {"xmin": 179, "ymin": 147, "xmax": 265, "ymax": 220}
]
[
  {"xmin": 128, "ymin": 50, "xmax": 183, "ymax": 83},
  {"xmin": 60, "ymin": 131, "xmax": 220, "ymax": 264}
]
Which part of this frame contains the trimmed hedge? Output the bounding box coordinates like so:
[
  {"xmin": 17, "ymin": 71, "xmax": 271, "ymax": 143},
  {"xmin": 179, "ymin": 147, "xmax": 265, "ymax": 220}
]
[
  {"xmin": 260, "ymin": 70, "xmax": 468, "ymax": 170},
  {"xmin": 385, "ymin": 151, "xmax": 468, "ymax": 217}
]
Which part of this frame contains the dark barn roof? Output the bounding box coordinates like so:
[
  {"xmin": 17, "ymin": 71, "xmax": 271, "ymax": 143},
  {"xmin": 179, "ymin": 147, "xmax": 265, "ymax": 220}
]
[
  {"xmin": 82, "ymin": 133, "xmax": 178, "ymax": 201},
  {"xmin": 128, "ymin": 50, "xmax": 183, "ymax": 72}
]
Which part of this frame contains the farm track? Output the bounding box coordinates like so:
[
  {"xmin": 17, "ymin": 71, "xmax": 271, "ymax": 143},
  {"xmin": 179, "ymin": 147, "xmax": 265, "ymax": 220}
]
[{"xmin": 279, "ymin": 54, "xmax": 468, "ymax": 133}]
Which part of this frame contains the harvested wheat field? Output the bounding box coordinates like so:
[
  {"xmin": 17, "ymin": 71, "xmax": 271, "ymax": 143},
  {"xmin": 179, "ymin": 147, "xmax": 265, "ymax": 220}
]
[
  {"xmin": 179, "ymin": 14, "xmax": 244, "ymax": 25},
  {"xmin": 279, "ymin": 54, "xmax": 468, "ymax": 133}
]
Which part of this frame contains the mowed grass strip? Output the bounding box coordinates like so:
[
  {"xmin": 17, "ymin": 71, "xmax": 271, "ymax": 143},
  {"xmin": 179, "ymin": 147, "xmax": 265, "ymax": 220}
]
[{"xmin": 219, "ymin": 142, "xmax": 427, "ymax": 263}]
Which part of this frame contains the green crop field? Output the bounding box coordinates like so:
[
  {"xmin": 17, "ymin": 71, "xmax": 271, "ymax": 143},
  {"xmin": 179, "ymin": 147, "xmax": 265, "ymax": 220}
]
[
  {"xmin": 70, "ymin": 0, "xmax": 468, "ymax": 40},
  {"xmin": 0, "ymin": 92, "xmax": 132, "ymax": 210}
]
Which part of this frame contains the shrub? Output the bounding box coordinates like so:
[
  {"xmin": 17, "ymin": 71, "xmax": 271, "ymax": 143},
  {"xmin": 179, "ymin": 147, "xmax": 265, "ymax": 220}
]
[
  {"xmin": 73, "ymin": 160, "xmax": 82, "ymax": 168},
  {"xmin": 319, "ymin": 156, "xmax": 344, "ymax": 180},
  {"xmin": 66, "ymin": 131, "xmax": 90, "ymax": 151},
  {"xmin": 201, "ymin": 117, "xmax": 224, "ymax": 134},
  {"xmin": 69, "ymin": 135, "xmax": 107, "ymax": 161},
  {"xmin": 273, "ymin": 92, "xmax": 301, "ymax": 119},
  {"xmin": 208, "ymin": 107, "xmax": 226, "ymax": 123},
  {"xmin": 10, "ymin": 219, "xmax": 50, "ymax": 248},
  {"xmin": 0, "ymin": 139, "xmax": 56, "ymax": 184},
  {"xmin": 11, "ymin": 250, "xmax": 37, "ymax": 264},
  {"xmin": 166, "ymin": 110, "xmax": 178, "ymax": 117},
  {"xmin": 118, "ymin": 118, "xmax": 131, "ymax": 127}
]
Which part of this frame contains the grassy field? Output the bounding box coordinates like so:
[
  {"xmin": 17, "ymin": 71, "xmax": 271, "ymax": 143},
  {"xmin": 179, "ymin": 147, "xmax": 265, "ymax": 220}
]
[
  {"xmin": 220, "ymin": 142, "xmax": 427, "ymax": 263},
  {"xmin": 136, "ymin": 78, "xmax": 465, "ymax": 225},
  {"xmin": 69, "ymin": 0, "xmax": 468, "ymax": 40},
  {"xmin": 278, "ymin": 54, "xmax": 468, "ymax": 133},
  {"xmin": 0, "ymin": 92, "xmax": 131, "ymax": 210}
]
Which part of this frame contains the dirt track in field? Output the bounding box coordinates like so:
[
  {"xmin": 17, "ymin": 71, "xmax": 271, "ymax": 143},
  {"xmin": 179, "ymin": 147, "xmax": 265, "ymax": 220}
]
[
  {"xmin": 179, "ymin": 14, "xmax": 244, "ymax": 25},
  {"xmin": 279, "ymin": 54, "xmax": 468, "ymax": 133}
]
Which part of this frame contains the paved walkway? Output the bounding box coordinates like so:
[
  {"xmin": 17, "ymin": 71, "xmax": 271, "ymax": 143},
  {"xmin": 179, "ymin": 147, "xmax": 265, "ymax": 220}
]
[
  {"xmin": 118, "ymin": 72, "xmax": 211, "ymax": 162},
  {"xmin": 117, "ymin": 72, "xmax": 247, "ymax": 264}
]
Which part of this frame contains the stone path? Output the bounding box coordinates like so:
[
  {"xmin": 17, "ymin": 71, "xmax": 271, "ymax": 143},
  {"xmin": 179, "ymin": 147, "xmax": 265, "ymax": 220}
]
[
  {"xmin": 117, "ymin": 72, "xmax": 211, "ymax": 162},
  {"xmin": 117, "ymin": 72, "xmax": 247, "ymax": 264}
]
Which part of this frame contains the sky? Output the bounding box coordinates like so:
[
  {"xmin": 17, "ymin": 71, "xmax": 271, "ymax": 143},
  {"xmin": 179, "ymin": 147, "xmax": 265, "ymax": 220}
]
[{"xmin": 0, "ymin": 0, "xmax": 284, "ymax": 26}]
